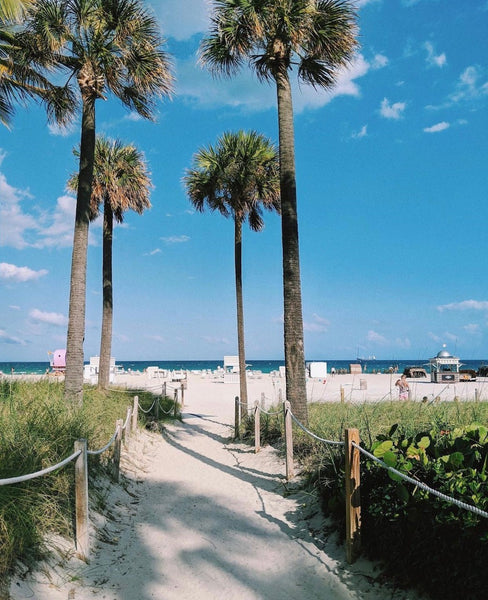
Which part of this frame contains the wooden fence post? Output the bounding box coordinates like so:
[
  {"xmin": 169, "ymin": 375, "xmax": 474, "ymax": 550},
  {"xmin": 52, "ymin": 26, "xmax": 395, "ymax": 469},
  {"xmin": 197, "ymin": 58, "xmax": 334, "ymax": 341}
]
[
  {"xmin": 283, "ymin": 401, "xmax": 294, "ymax": 481},
  {"xmin": 132, "ymin": 396, "xmax": 139, "ymax": 432},
  {"xmin": 475, "ymin": 388, "xmax": 479, "ymax": 402},
  {"xmin": 74, "ymin": 439, "xmax": 89, "ymax": 561},
  {"xmin": 123, "ymin": 407, "xmax": 132, "ymax": 448},
  {"xmin": 173, "ymin": 390, "xmax": 178, "ymax": 419},
  {"xmin": 340, "ymin": 386, "xmax": 345, "ymax": 403},
  {"xmin": 162, "ymin": 381, "xmax": 167, "ymax": 399},
  {"xmin": 345, "ymin": 428, "xmax": 361, "ymax": 564},
  {"xmin": 180, "ymin": 382, "xmax": 185, "ymax": 408},
  {"xmin": 254, "ymin": 401, "xmax": 260, "ymax": 453},
  {"xmin": 260, "ymin": 392, "xmax": 265, "ymax": 410},
  {"xmin": 154, "ymin": 394, "xmax": 160, "ymax": 421},
  {"xmin": 234, "ymin": 396, "xmax": 240, "ymax": 439},
  {"xmin": 112, "ymin": 419, "xmax": 123, "ymax": 483}
]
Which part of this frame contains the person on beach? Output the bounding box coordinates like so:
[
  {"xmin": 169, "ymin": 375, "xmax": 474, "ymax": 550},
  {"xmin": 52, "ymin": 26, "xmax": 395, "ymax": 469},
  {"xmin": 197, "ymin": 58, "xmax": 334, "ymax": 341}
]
[{"xmin": 395, "ymin": 374, "xmax": 409, "ymax": 400}]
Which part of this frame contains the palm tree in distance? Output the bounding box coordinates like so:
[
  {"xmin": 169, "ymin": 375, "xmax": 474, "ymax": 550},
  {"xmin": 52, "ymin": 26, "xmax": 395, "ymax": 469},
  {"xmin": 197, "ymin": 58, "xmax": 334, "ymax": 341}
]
[
  {"xmin": 184, "ymin": 130, "xmax": 280, "ymax": 414},
  {"xmin": 21, "ymin": 0, "xmax": 173, "ymax": 403},
  {"xmin": 200, "ymin": 0, "xmax": 358, "ymax": 424},
  {"xmin": 68, "ymin": 137, "xmax": 152, "ymax": 390}
]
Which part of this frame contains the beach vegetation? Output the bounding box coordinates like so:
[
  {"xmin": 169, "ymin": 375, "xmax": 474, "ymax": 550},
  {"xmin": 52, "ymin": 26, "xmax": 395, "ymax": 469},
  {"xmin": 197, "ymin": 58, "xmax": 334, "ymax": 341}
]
[
  {"xmin": 68, "ymin": 137, "xmax": 152, "ymax": 391},
  {"xmin": 184, "ymin": 130, "xmax": 280, "ymax": 413},
  {"xmin": 19, "ymin": 0, "xmax": 174, "ymax": 404},
  {"xmin": 242, "ymin": 399, "xmax": 488, "ymax": 599},
  {"xmin": 200, "ymin": 0, "xmax": 359, "ymax": 425},
  {"xmin": 0, "ymin": 379, "xmax": 176, "ymax": 580}
]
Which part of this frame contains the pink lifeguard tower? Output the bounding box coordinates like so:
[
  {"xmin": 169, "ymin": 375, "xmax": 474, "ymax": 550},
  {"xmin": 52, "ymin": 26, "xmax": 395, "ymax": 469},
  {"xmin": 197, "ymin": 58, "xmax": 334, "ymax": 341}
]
[{"xmin": 49, "ymin": 349, "xmax": 66, "ymax": 373}]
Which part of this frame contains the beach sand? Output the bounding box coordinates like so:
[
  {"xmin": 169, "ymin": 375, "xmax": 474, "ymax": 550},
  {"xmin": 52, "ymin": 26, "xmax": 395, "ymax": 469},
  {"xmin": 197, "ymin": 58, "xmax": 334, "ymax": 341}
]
[{"xmin": 7, "ymin": 370, "xmax": 472, "ymax": 599}]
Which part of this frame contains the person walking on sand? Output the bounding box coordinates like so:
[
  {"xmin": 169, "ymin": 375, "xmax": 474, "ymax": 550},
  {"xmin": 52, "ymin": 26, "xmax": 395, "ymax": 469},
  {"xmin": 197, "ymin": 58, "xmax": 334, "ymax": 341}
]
[{"xmin": 395, "ymin": 374, "xmax": 409, "ymax": 400}]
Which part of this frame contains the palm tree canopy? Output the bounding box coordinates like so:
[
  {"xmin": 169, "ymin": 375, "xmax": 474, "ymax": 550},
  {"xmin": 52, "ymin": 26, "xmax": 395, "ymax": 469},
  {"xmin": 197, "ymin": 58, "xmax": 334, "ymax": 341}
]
[
  {"xmin": 19, "ymin": 0, "xmax": 174, "ymax": 120},
  {"xmin": 0, "ymin": 0, "xmax": 33, "ymax": 22},
  {"xmin": 68, "ymin": 136, "xmax": 152, "ymax": 223},
  {"xmin": 184, "ymin": 130, "xmax": 280, "ymax": 231},
  {"xmin": 200, "ymin": 0, "xmax": 358, "ymax": 88}
]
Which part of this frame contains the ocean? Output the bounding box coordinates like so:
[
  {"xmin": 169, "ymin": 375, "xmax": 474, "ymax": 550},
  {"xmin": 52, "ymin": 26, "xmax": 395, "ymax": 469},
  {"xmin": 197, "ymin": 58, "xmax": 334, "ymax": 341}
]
[{"xmin": 1, "ymin": 358, "xmax": 487, "ymax": 376}]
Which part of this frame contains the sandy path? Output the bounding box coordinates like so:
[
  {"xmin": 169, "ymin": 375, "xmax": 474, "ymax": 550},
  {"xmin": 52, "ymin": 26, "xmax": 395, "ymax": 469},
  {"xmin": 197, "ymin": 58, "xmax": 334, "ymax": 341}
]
[{"xmin": 9, "ymin": 378, "xmax": 424, "ymax": 600}]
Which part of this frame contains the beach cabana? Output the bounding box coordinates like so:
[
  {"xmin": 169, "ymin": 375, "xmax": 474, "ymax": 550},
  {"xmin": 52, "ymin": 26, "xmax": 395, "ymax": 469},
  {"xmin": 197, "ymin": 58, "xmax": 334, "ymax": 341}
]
[{"xmin": 429, "ymin": 348, "xmax": 460, "ymax": 383}]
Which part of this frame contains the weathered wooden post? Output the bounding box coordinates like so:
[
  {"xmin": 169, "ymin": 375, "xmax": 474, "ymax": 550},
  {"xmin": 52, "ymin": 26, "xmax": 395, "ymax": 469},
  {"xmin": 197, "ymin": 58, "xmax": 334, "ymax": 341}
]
[
  {"xmin": 74, "ymin": 439, "xmax": 89, "ymax": 561},
  {"xmin": 283, "ymin": 401, "xmax": 294, "ymax": 481},
  {"xmin": 123, "ymin": 407, "xmax": 132, "ymax": 447},
  {"xmin": 162, "ymin": 381, "xmax": 167, "ymax": 399},
  {"xmin": 260, "ymin": 392, "xmax": 265, "ymax": 410},
  {"xmin": 475, "ymin": 388, "xmax": 479, "ymax": 402},
  {"xmin": 173, "ymin": 388, "xmax": 178, "ymax": 415},
  {"xmin": 180, "ymin": 382, "xmax": 185, "ymax": 408},
  {"xmin": 340, "ymin": 386, "xmax": 345, "ymax": 403},
  {"xmin": 234, "ymin": 396, "xmax": 240, "ymax": 439},
  {"xmin": 254, "ymin": 401, "xmax": 260, "ymax": 453},
  {"xmin": 132, "ymin": 396, "xmax": 139, "ymax": 432},
  {"xmin": 173, "ymin": 390, "xmax": 178, "ymax": 419},
  {"xmin": 154, "ymin": 394, "xmax": 160, "ymax": 421},
  {"xmin": 278, "ymin": 388, "xmax": 283, "ymax": 403},
  {"xmin": 112, "ymin": 419, "xmax": 123, "ymax": 483},
  {"xmin": 345, "ymin": 428, "xmax": 361, "ymax": 564}
]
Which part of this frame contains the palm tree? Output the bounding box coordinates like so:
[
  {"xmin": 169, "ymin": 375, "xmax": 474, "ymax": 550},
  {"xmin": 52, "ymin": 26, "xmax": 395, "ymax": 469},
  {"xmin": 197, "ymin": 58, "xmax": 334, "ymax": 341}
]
[
  {"xmin": 184, "ymin": 130, "xmax": 280, "ymax": 414},
  {"xmin": 200, "ymin": 0, "xmax": 358, "ymax": 423},
  {"xmin": 21, "ymin": 0, "xmax": 173, "ymax": 403},
  {"xmin": 0, "ymin": 0, "xmax": 73, "ymax": 128},
  {"xmin": 68, "ymin": 137, "xmax": 152, "ymax": 390}
]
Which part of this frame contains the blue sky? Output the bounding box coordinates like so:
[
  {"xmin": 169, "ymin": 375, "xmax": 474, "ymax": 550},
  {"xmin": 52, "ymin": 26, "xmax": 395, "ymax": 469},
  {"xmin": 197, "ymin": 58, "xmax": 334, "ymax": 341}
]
[{"xmin": 1, "ymin": 0, "xmax": 487, "ymax": 363}]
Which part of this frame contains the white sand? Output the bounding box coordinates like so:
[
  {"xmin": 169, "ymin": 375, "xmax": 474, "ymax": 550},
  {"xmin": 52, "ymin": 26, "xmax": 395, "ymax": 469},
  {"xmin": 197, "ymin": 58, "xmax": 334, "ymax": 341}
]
[{"xmin": 7, "ymin": 371, "xmax": 465, "ymax": 599}]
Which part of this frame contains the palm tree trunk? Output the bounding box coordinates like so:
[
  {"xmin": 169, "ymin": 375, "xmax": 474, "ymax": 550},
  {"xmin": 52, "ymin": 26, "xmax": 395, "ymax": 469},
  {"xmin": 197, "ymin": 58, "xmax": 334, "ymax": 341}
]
[
  {"xmin": 275, "ymin": 71, "xmax": 308, "ymax": 425},
  {"xmin": 235, "ymin": 218, "xmax": 248, "ymax": 414},
  {"xmin": 64, "ymin": 97, "xmax": 96, "ymax": 404},
  {"xmin": 98, "ymin": 199, "xmax": 113, "ymax": 390}
]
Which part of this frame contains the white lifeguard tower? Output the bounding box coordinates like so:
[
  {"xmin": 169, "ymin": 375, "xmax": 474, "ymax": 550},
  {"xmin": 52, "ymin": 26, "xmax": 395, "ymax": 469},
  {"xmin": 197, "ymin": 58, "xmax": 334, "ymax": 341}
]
[{"xmin": 429, "ymin": 348, "xmax": 460, "ymax": 383}]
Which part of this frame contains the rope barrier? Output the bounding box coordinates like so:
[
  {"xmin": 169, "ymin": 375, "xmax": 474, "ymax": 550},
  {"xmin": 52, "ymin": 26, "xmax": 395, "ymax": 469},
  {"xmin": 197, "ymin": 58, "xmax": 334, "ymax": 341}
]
[
  {"xmin": 352, "ymin": 442, "xmax": 488, "ymax": 519},
  {"xmin": 159, "ymin": 396, "xmax": 176, "ymax": 415},
  {"xmin": 138, "ymin": 400, "xmax": 156, "ymax": 414},
  {"xmin": 122, "ymin": 410, "xmax": 131, "ymax": 431},
  {"xmin": 87, "ymin": 426, "xmax": 119, "ymax": 456},
  {"xmin": 0, "ymin": 450, "xmax": 81, "ymax": 486},
  {"xmin": 289, "ymin": 411, "xmax": 345, "ymax": 446}
]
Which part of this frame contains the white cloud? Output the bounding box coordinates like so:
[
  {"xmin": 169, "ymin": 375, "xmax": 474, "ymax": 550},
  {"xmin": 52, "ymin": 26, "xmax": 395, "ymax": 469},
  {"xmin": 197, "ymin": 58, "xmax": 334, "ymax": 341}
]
[
  {"xmin": 424, "ymin": 41, "xmax": 447, "ymax": 68},
  {"xmin": 145, "ymin": 334, "xmax": 165, "ymax": 343},
  {"xmin": 29, "ymin": 308, "xmax": 68, "ymax": 327},
  {"xmin": 437, "ymin": 300, "xmax": 488, "ymax": 312},
  {"xmin": 35, "ymin": 195, "xmax": 76, "ymax": 248},
  {"xmin": 352, "ymin": 124, "xmax": 368, "ymax": 139},
  {"xmin": 0, "ymin": 173, "xmax": 38, "ymax": 249},
  {"xmin": 372, "ymin": 54, "xmax": 388, "ymax": 69},
  {"xmin": 423, "ymin": 121, "xmax": 450, "ymax": 133},
  {"xmin": 151, "ymin": 0, "xmax": 209, "ymax": 40},
  {"xmin": 0, "ymin": 262, "xmax": 48, "ymax": 282},
  {"xmin": 464, "ymin": 323, "xmax": 481, "ymax": 335},
  {"xmin": 450, "ymin": 65, "xmax": 488, "ymax": 104},
  {"xmin": 380, "ymin": 98, "xmax": 406, "ymax": 119},
  {"xmin": 161, "ymin": 235, "xmax": 190, "ymax": 244},
  {"xmin": 0, "ymin": 329, "xmax": 27, "ymax": 345},
  {"xmin": 177, "ymin": 52, "xmax": 374, "ymax": 114},
  {"xmin": 367, "ymin": 330, "xmax": 388, "ymax": 344},
  {"xmin": 145, "ymin": 248, "xmax": 162, "ymax": 256},
  {"xmin": 395, "ymin": 337, "xmax": 412, "ymax": 349}
]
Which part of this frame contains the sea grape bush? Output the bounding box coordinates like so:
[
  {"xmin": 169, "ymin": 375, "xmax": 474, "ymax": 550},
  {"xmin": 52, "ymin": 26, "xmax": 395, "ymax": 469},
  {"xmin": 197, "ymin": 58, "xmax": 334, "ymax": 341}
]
[{"xmin": 316, "ymin": 422, "xmax": 488, "ymax": 599}]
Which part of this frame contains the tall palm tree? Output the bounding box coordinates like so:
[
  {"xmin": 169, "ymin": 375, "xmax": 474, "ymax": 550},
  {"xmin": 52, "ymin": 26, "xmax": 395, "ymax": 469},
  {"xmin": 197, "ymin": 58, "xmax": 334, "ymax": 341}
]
[
  {"xmin": 200, "ymin": 0, "xmax": 358, "ymax": 423},
  {"xmin": 0, "ymin": 0, "xmax": 72, "ymax": 128},
  {"xmin": 68, "ymin": 137, "xmax": 152, "ymax": 390},
  {"xmin": 184, "ymin": 130, "xmax": 280, "ymax": 413},
  {"xmin": 21, "ymin": 0, "xmax": 173, "ymax": 403}
]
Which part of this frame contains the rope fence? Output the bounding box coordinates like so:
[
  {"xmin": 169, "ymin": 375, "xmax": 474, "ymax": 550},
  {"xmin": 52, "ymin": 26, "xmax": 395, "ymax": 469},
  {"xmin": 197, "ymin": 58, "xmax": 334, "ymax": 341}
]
[
  {"xmin": 234, "ymin": 394, "xmax": 488, "ymax": 563},
  {"xmin": 0, "ymin": 387, "xmax": 182, "ymax": 561}
]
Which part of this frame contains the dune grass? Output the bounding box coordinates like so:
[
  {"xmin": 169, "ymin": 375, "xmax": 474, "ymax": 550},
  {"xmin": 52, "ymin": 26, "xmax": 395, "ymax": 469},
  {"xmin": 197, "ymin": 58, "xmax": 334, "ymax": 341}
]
[{"xmin": 0, "ymin": 379, "xmax": 176, "ymax": 579}]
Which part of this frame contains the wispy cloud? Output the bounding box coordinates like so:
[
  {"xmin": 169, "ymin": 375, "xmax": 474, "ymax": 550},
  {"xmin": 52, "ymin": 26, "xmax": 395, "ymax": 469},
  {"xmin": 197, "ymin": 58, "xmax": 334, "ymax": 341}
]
[
  {"xmin": 424, "ymin": 41, "xmax": 447, "ymax": 68},
  {"xmin": 351, "ymin": 124, "xmax": 368, "ymax": 139},
  {"xmin": 304, "ymin": 313, "xmax": 330, "ymax": 333},
  {"xmin": 379, "ymin": 97, "xmax": 406, "ymax": 119},
  {"xmin": 437, "ymin": 300, "xmax": 488, "ymax": 312},
  {"xmin": 29, "ymin": 308, "xmax": 68, "ymax": 327},
  {"xmin": 464, "ymin": 323, "xmax": 481, "ymax": 335},
  {"xmin": 161, "ymin": 235, "xmax": 190, "ymax": 244},
  {"xmin": 367, "ymin": 330, "xmax": 388, "ymax": 344},
  {"xmin": 423, "ymin": 121, "xmax": 450, "ymax": 133},
  {"xmin": 0, "ymin": 263, "xmax": 48, "ymax": 282},
  {"xmin": 145, "ymin": 248, "xmax": 162, "ymax": 256},
  {"xmin": 0, "ymin": 329, "xmax": 27, "ymax": 345}
]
